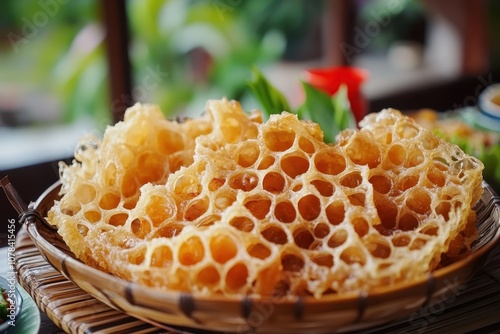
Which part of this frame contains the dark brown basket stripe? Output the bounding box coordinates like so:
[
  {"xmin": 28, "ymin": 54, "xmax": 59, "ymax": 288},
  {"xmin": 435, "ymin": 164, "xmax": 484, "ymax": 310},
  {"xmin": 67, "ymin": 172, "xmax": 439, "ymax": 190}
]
[
  {"xmin": 421, "ymin": 273, "xmax": 436, "ymax": 309},
  {"xmin": 293, "ymin": 296, "xmax": 304, "ymax": 320}
]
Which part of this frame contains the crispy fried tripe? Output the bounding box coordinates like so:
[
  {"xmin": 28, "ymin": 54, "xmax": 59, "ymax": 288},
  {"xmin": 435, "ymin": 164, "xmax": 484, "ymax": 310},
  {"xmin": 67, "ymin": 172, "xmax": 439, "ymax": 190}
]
[{"xmin": 48, "ymin": 100, "xmax": 484, "ymax": 298}]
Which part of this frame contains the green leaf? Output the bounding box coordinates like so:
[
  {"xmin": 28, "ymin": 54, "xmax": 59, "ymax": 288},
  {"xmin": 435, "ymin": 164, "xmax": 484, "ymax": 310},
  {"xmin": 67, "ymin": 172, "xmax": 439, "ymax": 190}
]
[
  {"xmin": 247, "ymin": 68, "xmax": 291, "ymax": 119},
  {"xmin": 331, "ymin": 85, "xmax": 357, "ymax": 131},
  {"xmin": 299, "ymin": 82, "xmax": 354, "ymax": 143},
  {"xmin": 300, "ymin": 81, "xmax": 337, "ymax": 143}
]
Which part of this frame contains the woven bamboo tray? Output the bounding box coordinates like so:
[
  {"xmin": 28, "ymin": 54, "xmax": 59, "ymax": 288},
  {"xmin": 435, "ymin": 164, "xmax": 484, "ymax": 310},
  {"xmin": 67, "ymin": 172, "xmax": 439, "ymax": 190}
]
[
  {"xmin": 14, "ymin": 181, "xmax": 500, "ymax": 333},
  {"xmin": 14, "ymin": 228, "xmax": 195, "ymax": 333}
]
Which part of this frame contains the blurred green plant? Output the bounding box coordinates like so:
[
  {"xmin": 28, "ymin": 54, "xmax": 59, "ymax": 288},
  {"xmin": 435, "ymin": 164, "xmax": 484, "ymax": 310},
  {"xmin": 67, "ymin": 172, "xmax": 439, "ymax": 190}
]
[
  {"xmin": 0, "ymin": 0, "xmax": 109, "ymax": 126},
  {"xmin": 237, "ymin": 0, "xmax": 324, "ymax": 61},
  {"xmin": 0, "ymin": 0, "xmax": 329, "ymax": 126},
  {"xmin": 127, "ymin": 0, "xmax": 286, "ymax": 117}
]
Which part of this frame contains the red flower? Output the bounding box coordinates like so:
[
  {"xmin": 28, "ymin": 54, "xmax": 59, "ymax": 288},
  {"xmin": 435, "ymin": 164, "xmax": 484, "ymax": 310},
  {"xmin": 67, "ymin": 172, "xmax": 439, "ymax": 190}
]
[{"xmin": 305, "ymin": 66, "xmax": 369, "ymax": 123}]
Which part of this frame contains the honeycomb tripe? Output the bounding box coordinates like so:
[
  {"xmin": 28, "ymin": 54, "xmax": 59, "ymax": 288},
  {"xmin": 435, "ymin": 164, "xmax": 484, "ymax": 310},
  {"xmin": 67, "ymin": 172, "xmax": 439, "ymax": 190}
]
[{"xmin": 48, "ymin": 99, "xmax": 484, "ymax": 298}]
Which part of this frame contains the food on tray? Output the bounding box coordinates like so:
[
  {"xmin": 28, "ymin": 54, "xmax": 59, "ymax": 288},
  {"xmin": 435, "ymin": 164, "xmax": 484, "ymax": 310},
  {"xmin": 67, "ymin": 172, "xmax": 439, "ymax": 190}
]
[
  {"xmin": 412, "ymin": 108, "xmax": 499, "ymax": 190},
  {"xmin": 0, "ymin": 287, "xmax": 12, "ymax": 323},
  {"xmin": 48, "ymin": 99, "xmax": 484, "ymax": 298},
  {"xmin": 412, "ymin": 109, "xmax": 499, "ymax": 152}
]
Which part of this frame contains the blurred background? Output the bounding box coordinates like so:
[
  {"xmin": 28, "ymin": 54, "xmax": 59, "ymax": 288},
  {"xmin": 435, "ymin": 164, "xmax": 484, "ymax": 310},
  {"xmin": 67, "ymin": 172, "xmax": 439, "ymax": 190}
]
[{"xmin": 1, "ymin": 0, "xmax": 499, "ymax": 240}]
